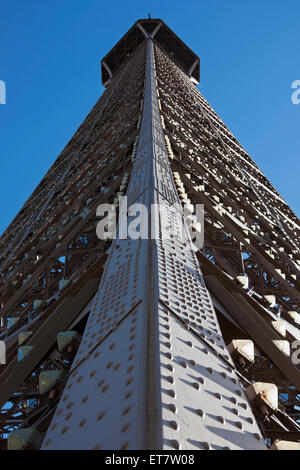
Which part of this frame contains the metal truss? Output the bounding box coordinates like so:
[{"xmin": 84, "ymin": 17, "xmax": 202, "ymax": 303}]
[
  {"xmin": 153, "ymin": 42, "xmax": 300, "ymax": 441},
  {"xmin": 0, "ymin": 18, "xmax": 299, "ymax": 450},
  {"xmin": 0, "ymin": 40, "xmax": 146, "ymax": 444}
]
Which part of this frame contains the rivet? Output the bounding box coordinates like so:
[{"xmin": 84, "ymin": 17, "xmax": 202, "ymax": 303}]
[
  {"xmin": 201, "ymin": 442, "xmax": 211, "ymax": 450},
  {"xmin": 120, "ymin": 441, "xmax": 129, "ymax": 450},
  {"xmin": 122, "ymin": 423, "xmax": 131, "ymax": 433},
  {"xmin": 168, "ymin": 404, "xmax": 176, "ymax": 413},
  {"xmin": 197, "ymin": 409, "xmax": 205, "ymax": 418},
  {"xmin": 170, "ymin": 440, "xmax": 180, "ymax": 450}
]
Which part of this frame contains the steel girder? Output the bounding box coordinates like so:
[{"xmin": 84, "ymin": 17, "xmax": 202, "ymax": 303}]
[{"xmin": 0, "ymin": 19, "xmax": 299, "ymax": 450}]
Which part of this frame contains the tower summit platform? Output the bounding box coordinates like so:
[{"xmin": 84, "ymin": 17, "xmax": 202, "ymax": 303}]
[{"xmin": 101, "ymin": 18, "xmax": 200, "ymax": 86}]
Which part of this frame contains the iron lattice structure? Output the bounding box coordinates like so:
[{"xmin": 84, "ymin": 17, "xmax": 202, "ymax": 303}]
[{"xmin": 0, "ymin": 19, "xmax": 300, "ymax": 450}]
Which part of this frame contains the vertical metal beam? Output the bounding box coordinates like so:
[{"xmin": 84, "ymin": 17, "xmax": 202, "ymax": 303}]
[
  {"xmin": 42, "ymin": 40, "xmax": 265, "ymax": 451},
  {"xmin": 150, "ymin": 22, "xmax": 162, "ymax": 39},
  {"xmin": 188, "ymin": 58, "xmax": 199, "ymax": 77}
]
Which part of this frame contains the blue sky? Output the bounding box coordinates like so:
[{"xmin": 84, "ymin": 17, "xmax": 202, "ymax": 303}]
[{"xmin": 0, "ymin": 0, "xmax": 299, "ymax": 235}]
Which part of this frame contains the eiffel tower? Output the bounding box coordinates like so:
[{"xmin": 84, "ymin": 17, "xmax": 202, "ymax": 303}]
[{"xmin": 0, "ymin": 19, "xmax": 300, "ymax": 451}]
